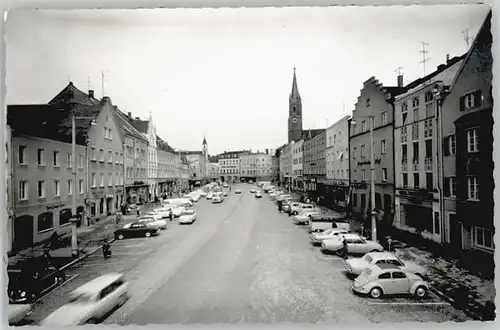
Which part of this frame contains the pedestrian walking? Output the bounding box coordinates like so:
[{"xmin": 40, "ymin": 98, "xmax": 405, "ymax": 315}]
[
  {"xmin": 277, "ymin": 200, "xmax": 283, "ymax": 213},
  {"xmin": 339, "ymin": 235, "xmax": 348, "ymax": 259}
]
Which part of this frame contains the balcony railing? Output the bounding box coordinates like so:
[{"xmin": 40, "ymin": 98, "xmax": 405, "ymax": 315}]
[
  {"xmin": 402, "ymin": 159, "xmax": 408, "ymax": 172},
  {"xmin": 424, "ymin": 157, "xmax": 432, "ymax": 171},
  {"xmin": 412, "ymin": 158, "xmax": 419, "ymax": 171}
]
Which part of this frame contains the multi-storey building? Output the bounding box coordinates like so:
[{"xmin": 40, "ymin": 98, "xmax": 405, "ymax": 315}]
[
  {"xmin": 179, "ymin": 138, "xmax": 209, "ymax": 187},
  {"xmin": 7, "ymin": 104, "xmax": 88, "ymax": 250},
  {"xmin": 114, "ymin": 109, "xmax": 149, "ymax": 205},
  {"xmin": 179, "ymin": 154, "xmax": 190, "ymax": 191},
  {"xmin": 325, "ymin": 116, "xmax": 351, "ymax": 207},
  {"xmin": 6, "ymin": 123, "xmax": 13, "ymax": 253},
  {"xmin": 240, "ymin": 150, "xmax": 274, "ymax": 182},
  {"xmin": 279, "ymin": 143, "xmax": 293, "ymax": 188},
  {"xmin": 394, "ymin": 56, "xmax": 465, "ymax": 243},
  {"xmin": 208, "ymin": 162, "xmax": 220, "ymax": 181},
  {"xmin": 303, "ymin": 129, "xmax": 326, "ymax": 199},
  {"xmin": 349, "ymin": 77, "xmax": 405, "ymax": 227},
  {"xmin": 218, "ymin": 150, "xmax": 247, "ymax": 182},
  {"xmin": 156, "ymin": 136, "xmax": 178, "ymax": 195},
  {"xmin": 291, "ymin": 140, "xmax": 304, "ymax": 191},
  {"xmin": 49, "ymin": 83, "xmax": 125, "ymax": 221},
  {"xmin": 441, "ymin": 12, "xmax": 493, "ymax": 255},
  {"xmin": 130, "ymin": 112, "xmax": 158, "ymax": 200}
]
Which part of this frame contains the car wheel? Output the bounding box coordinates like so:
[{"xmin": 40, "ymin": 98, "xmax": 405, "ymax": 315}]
[
  {"xmin": 145, "ymin": 232, "xmax": 152, "ymax": 238},
  {"xmin": 293, "ymin": 211, "xmax": 298, "ymax": 215},
  {"xmin": 335, "ymin": 250, "xmax": 344, "ymax": 257},
  {"xmin": 57, "ymin": 273, "xmax": 66, "ymax": 284},
  {"xmin": 29, "ymin": 292, "xmax": 39, "ymax": 303},
  {"xmin": 117, "ymin": 234, "xmax": 125, "ymax": 240},
  {"xmin": 414, "ymin": 286, "xmax": 428, "ymax": 299},
  {"xmin": 369, "ymin": 287, "xmax": 383, "ymax": 299}
]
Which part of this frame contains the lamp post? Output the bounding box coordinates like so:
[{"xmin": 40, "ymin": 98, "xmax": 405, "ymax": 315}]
[
  {"xmin": 71, "ymin": 115, "xmax": 96, "ymax": 258},
  {"xmin": 349, "ymin": 115, "xmax": 377, "ymax": 241}
]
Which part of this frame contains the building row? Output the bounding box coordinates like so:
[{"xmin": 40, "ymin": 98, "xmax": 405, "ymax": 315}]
[
  {"xmin": 276, "ymin": 11, "xmax": 493, "ymax": 258},
  {"xmin": 6, "ymin": 83, "xmax": 197, "ymax": 253}
]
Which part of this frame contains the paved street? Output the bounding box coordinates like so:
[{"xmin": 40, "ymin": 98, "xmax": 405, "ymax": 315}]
[{"xmin": 27, "ymin": 184, "xmax": 469, "ymax": 325}]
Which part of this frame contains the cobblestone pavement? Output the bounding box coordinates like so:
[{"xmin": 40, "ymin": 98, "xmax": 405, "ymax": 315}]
[{"xmin": 22, "ymin": 185, "xmax": 470, "ymax": 325}]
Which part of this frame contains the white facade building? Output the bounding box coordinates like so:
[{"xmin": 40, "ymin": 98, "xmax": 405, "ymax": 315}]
[{"xmin": 291, "ymin": 140, "xmax": 304, "ymax": 191}]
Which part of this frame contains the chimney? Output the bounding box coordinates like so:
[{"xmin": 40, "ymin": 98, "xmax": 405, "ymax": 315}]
[
  {"xmin": 88, "ymin": 90, "xmax": 94, "ymax": 98},
  {"xmin": 437, "ymin": 64, "xmax": 446, "ymax": 71},
  {"xmin": 397, "ymin": 74, "xmax": 404, "ymax": 88},
  {"xmin": 127, "ymin": 112, "xmax": 132, "ymax": 119},
  {"xmin": 446, "ymin": 54, "xmax": 450, "ymax": 63},
  {"xmin": 266, "ymin": 149, "xmax": 269, "ymax": 155}
]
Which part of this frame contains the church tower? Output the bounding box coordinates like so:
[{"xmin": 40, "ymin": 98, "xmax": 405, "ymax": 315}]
[
  {"xmin": 202, "ymin": 135, "xmax": 208, "ymax": 179},
  {"xmin": 288, "ymin": 67, "xmax": 303, "ymax": 143}
]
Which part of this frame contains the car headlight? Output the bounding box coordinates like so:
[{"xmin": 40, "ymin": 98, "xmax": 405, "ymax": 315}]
[{"xmin": 20, "ymin": 291, "xmax": 26, "ymax": 297}]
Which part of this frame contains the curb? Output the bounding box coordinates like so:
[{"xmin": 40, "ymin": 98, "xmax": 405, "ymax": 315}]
[
  {"xmin": 428, "ymin": 285, "xmax": 484, "ymax": 321},
  {"xmin": 59, "ymin": 238, "xmax": 116, "ymax": 271}
]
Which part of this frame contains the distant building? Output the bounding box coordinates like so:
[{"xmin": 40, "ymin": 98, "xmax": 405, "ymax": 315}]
[
  {"xmin": 218, "ymin": 150, "xmax": 248, "ymax": 182},
  {"xmin": 208, "ymin": 162, "xmax": 220, "ymax": 181},
  {"xmin": 240, "ymin": 150, "xmax": 274, "ymax": 182},
  {"xmin": 291, "ymin": 140, "xmax": 304, "ymax": 191},
  {"xmin": 325, "ymin": 115, "xmax": 350, "ymax": 207},
  {"xmin": 303, "ymin": 129, "xmax": 326, "ymax": 199},
  {"xmin": 279, "ymin": 143, "xmax": 293, "ymax": 188},
  {"xmin": 156, "ymin": 136, "xmax": 178, "ymax": 195}
]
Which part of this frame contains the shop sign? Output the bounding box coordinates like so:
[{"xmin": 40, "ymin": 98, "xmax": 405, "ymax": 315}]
[
  {"xmin": 91, "ymin": 188, "xmax": 105, "ymax": 199},
  {"xmin": 46, "ymin": 203, "xmax": 66, "ymax": 211},
  {"xmin": 357, "ymin": 159, "xmax": 381, "ymax": 166}
]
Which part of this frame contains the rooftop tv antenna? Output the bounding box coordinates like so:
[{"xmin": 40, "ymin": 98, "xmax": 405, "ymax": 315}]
[
  {"xmin": 394, "ymin": 66, "xmax": 404, "ymax": 75},
  {"xmin": 462, "ymin": 28, "xmax": 471, "ymax": 51},
  {"xmin": 101, "ymin": 70, "xmax": 105, "ymax": 97},
  {"xmin": 419, "ymin": 41, "xmax": 431, "ymax": 77}
]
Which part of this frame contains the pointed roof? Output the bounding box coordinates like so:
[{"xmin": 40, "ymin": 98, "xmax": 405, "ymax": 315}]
[
  {"xmin": 129, "ymin": 117, "xmax": 149, "ymax": 134},
  {"xmin": 112, "ymin": 107, "xmax": 148, "ymax": 141},
  {"xmin": 202, "ymin": 134, "xmax": 207, "ymax": 145},
  {"xmin": 48, "ymin": 82, "xmax": 100, "ymax": 106},
  {"xmin": 156, "ymin": 135, "xmax": 176, "ymax": 153},
  {"xmin": 290, "ymin": 67, "xmax": 301, "ymax": 100}
]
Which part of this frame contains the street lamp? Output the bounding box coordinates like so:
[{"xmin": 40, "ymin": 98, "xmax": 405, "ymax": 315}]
[
  {"xmin": 71, "ymin": 115, "xmax": 96, "ymax": 258},
  {"xmin": 349, "ymin": 115, "xmax": 377, "ymax": 241}
]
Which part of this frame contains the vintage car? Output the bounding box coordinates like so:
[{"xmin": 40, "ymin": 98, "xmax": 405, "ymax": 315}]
[
  {"xmin": 114, "ymin": 222, "xmax": 160, "ymax": 239},
  {"xmin": 345, "ymin": 252, "xmax": 427, "ymax": 277},
  {"xmin": 179, "ymin": 209, "xmax": 197, "ymax": 224},
  {"xmin": 235, "ymin": 189, "xmax": 242, "ymax": 194},
  {"xmin": 137, "ymin": 216, "xmax": 168, "ymax": 230},
  {"xmin": 255, "ymin": 191, "xmax": 263, "ymax": 198},
  {"xmin": 309, "ymin": 228, "xmax": 349, "ymax": 245},
  {"xmin": 292, "ymin": 210, "xmax": 322, "ymax": 225},
  {"xmin": 321, "ymin": 233, "xmax": 383, "ymax": 256},
  {"xmin": 351, "ymin": 264, "xmax": 429, "ymax": 299},
  {"xmin": 41, "ymin": 273, "xmax": 129, "ymax": 325}
]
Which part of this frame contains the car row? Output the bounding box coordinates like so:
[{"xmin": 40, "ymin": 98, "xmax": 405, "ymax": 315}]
[{"xmin": 264, "ymin": 187, "xmax": 431, "ymax": 301}]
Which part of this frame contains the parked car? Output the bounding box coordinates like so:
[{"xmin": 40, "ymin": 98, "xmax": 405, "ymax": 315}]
[
  {"xmin": 41, "ymin": 273, "xmax": 129, "ymax": 325},
  {"xmin": 255, "ymin": 191, "xmax": 262, "ymax": 198},
  {"xmin": 179, "ymin": 209, "xmax": 197, "ymax": 224},
  {"xmin": 351, "ymin": 264, "xmax": 429, "ymax": 299},
  {"xmin": 126, "ymin": 204, "xmax": 139, "ymax": 213},
  {"xmin": 8, "ymin": 303, "xmax": 32, "ymax": 325},
  {"xmin": 292, "ymin": 210, "xmax": 322, "ymax": 225},
  {"xmin": 235, "ymin": 189, "xmax": 242, "ymax": 194},
  {"xmin": 212, "ymin": 195, "xmax": 222, "ymax": 203},
  {"xmin": 283, "ymin": 201, "xmax": 301, "ymax": 214},
  {"xmin": 223, "ymin": 183, "xmax": 229, "ymax": 188},
  {"xmin": 182, "ymin": 194, "xmax": 194, "ymax": 203},
  {"xmin": 309, "ymin": 228, "xmax": 349, "ymax": 245},
  {"xmin": 289, "ymin": 203, "xmax": 315, "ymax": 216},
  {"xmin": 162, "ymin": 204, "xmax": 185, "ymax": 218},
  {"xmin": 164, "ymin": 198, "xmax": 193, "ymax": 208},
  {"xmin": 321, "ymin": 233, "xmax": 384, "ymax": 255},
  {"xmin": 345, "ymin": 252, "xmax": 427, "ymax": 277},
  {"xmin": 187, "ymin": 193, "xmax": 201, "ymax": 202},
  {"xmin": 250, "ymin": 188, "xmax": 256, "ymax": 193},
  {"xmin": 114, "ymin": 222, "xmax": 160, "ymax": 239},
  {"xmin": 153, "ymin": 207, "xmax": 172, "ymax": 219},
  {"xmin": 308, "ymin": 213, "xmax": 350, "ymax": 232},
  {"xmin": 137, "ymin": 216, "xmax": 168, "ymax": 230},
  {"xmin": 8, "ymin": 262, "xmax": 66, "ymax": 303},
  {"xmin": 222, "ymin": 191, "xmax": 228, "ymax": 196},
  {"xmin": 206, "ymin": 192, "xmax": 214, "ymax": 199}
]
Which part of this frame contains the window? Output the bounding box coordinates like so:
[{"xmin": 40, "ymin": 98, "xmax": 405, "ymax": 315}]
[
  {"xmin": 460, "ymin": 91, "xmax": 482, "ymax": 111},
  {"xmin": 425, "ymin": 139, "xmax": 432, "ymax": 158},
  {"xmin": 353, "ymin": 147, "xmax": 357, "ymax": 159},
  {"xmin": 37, "ymin": 212, "xmax": 53, "ymax": 232},
  {"xmin": 79, "ymin": 155, "xmax": 84, "ymax": 168},
  {"xmin": 91, "ymin": 147, "xmax": 96, "ymax": 161},
  {"xmin": 362, "ymin": 169, "xmax": 367, "ymax": 181},
  {"xmin": 79, "ymin": 180, "xmax": 84, "ymax": 194},
  {"xmin": 403, "ymin": 173, "xmax": 408, "ymax": 188},
  {"xmin": 402, "ymin": 144, "xmax": 408, "ymax": 161},
  {"xmin": 468, "ymin": 176, "xmax": 479, "ymax": 200},
  {"xmin": 108, "ymin": 174, "xmax": 113, "ymax": 186},
  {"xmin": 413, "ymin": 108, "xmax": 419, "ymax": 122},
  {"xmin": 413, "ymin": 173, "xmax": 420, "ymax": 189},
  {"xmin": 67, "ymin": 180, "xmax": 73, "ymax": 195},
  {"xmin": 104, "ymin": 127, "xmax": 112, "ymax": 139},
  {"xmin": 108, "ymin": 150, "xmax": 113, "ymax": 163},
  {"xmin": 59, "ymin": 209, "xmax": 72, "ymax": 226},
  {"xmin": 37, "ymin": 180, "xmax": 46, "ymax": 198},
  {"xmin": 467, "ymin": 128, "xmax": 479, "ymax": 152},
  {"xmin": 434, "ymin": 211, "xmax": 441, "ymax": 234},
  {"xmin": 449, "ymin": 177, "xmax": 456, "ymax": 197},
  {"xmin": 378, "ymin": 272, "xmax": 391, "ymax": 279},
  {"xmin": 426, "ymin": 173, "xmax": 433, "ymax": 190},
  {"xmin": 475, "ymin": 227, "xmax": 493, "ymax": 250},
  {"xmin": 401, "ymin": 101, "xmax": 408, "ymax": 113},
  {"xmin": 401, "ymin": 126, "xmax": 408, "ymax": 143},
  {"xmin": 381, "ymin": 140, "xmax": 387, "ymax": 154},
  {"xmin": 366, "ymin": 98, "xmax": 371, "ymax": 107},
  {"xmin": 381, "ymin": 112, "xmax": 387, "ymax": 126},
  {"xmin": 54, "ymin": 180, "xmax": 60, "ymax": 196},
  {"xmin": 424, "ymin": 119, "xmax": 433, "ymax": 138},
  {"xmin": 382, "ymin": 168, "xmax": 388, "ymax": 182},
  {"xmin": 99, "ymin": 148, "xmax": 104, "ymax": 162},
  {"xmin": 445, "ymin": 135, "xmax": 456, "ymax": 156},
  {"xmin": 392, "ymin": 272, "xmax": 407, "ymax": 279},
  {"xmin": 100, "ymin": 173, "xmax": 104, "ymax": 187},
  {"xmin": 412, "ymin": 96, "xmax": 420, "ymax": 108},
  {"xmin": 91, "ymin": 173, "xmax": 96, "ymax": 187},
  {"xmin": 18, "ymin": 145, "xmax": 27, "ymax": 165},
  {"xmin": 424, "ymin": 91, "xmax": 434, "ymax": 103},
  {"xmin": 361, "ymin": 145, "xmax": 365, "ymax": 157},
  {"xmin": 353, "ymin": 170, "xmax": 357, "ymax": 181},
  {"xmin": 37, "ymin": 148, "xmax": 44, "ymax": 165},
  {"xmin": 426, "ymin": 103, "xmax": 434, "ymax": 117},
  {"xmin": 53, "ymin": 151, "xmax": 60, "ymax": 167},
  {"xmin": 411, "ymin": 123, "xmax": 419, "ymax": 140},
  {"xmin": 413, "ymin": 142, "xmax": 419, "ymax": 160},
  {"xmin": 66, "ymin": 153, "xmax": 72, "ymax": 167},
  {"xmin": 19, "ymin": 181, "xmax": 28, "ymax": 200},
  {"xmin": 362, "ymin": 121, "xmax": 367, "ymax": 132}
]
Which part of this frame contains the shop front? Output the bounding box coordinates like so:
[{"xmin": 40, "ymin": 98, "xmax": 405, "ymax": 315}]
[{"xmin": 126, "ymin": 183, "xmax": 149, "ymax": 205}]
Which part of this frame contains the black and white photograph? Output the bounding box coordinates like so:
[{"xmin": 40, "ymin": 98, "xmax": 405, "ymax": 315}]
[{"xmin": 4, "ymin": 3, "xmax": 495, "ymax": 326}]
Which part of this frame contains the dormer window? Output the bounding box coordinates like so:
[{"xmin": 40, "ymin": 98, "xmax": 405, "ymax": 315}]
[
  {"xmin": 460, "ymin": 91, "xmax": 482, "ymax": 111},
  {"xmin": 366, "ymin": 98, "xmax": 371, "ymax": 107}
]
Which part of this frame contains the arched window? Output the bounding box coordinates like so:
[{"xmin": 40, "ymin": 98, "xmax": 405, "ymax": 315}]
[
  {"xmin": 37, "ymin": 212, "xmax": 54, "ymax": 232},
  {"xmin": 59, "ymin": 208, "xmax": 72, "ymax": 226}
]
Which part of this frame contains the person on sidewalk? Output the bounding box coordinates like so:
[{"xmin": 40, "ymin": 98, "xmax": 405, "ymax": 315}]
[
  {"xmin": 277, "ymin": 200, "xmax": 283, "ymax": 213},
  {"xmin": 339, "ymin": 236, "xmax": 348, "ymax": 259}
]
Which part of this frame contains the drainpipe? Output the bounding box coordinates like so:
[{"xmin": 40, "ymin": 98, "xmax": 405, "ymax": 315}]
[{"xmin": 433, "ymin": 83, "xmax": 447, "ymax": 244}]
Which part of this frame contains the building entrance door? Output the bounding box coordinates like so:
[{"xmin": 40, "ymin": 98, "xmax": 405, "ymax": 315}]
[{"xmin": 14, "ymin": 215, "xmax": 34, "ymax": 251}]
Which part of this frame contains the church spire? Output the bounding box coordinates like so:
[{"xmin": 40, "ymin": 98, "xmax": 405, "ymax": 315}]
[
  {"xmin": 290, "ymin": 67, "xmax": 301, "ymax": 100},
  {"xmin": 202, "ymin": 133, "xmax": 207, "ymax": 146}
]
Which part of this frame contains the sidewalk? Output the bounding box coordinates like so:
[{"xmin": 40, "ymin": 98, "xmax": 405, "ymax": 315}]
[{"xmin": 395, "ymin": 244, "xmax": 495, "ymax": 321}]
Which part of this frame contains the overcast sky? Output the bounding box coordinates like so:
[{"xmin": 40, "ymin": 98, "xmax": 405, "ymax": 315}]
[{"xmin": 6, "ymin": 5, "xmax": 489, "ymax": 155}]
